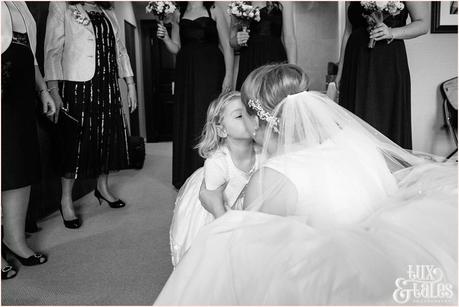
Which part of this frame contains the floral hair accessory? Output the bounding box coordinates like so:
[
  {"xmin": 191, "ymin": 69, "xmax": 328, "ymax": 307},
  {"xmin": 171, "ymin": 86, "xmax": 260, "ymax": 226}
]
[{"xmin": 248, "ymin": 98, "xmax": 280, "ymax": 133}]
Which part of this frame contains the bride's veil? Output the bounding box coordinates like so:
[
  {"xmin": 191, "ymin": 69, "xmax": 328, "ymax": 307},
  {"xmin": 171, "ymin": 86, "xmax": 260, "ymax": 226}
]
[
  {"xmin": 265, "ymin": 91, "xmax": 428, "ymax": 167},
  {"xmin": 244, "ymin": 90, "xmax": 434, "ymax": 216}
]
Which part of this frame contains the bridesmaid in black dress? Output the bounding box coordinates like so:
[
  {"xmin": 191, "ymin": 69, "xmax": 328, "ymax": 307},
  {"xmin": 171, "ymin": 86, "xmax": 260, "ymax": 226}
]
[
  {"xmin": 231, "ymin": 1, "xmax": 297, "ymax": 90},
  {"xmin": 336, "ymin": 2, "xmax": 428, "ymax": 149},
  {"xmin": 157, "ymin": 2, "xmax": 234, "ymax": 189}
]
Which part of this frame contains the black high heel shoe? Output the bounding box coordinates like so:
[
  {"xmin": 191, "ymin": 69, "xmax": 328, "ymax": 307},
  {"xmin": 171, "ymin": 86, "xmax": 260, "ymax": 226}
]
[
  {"xmin": 59, "ymin": 206, "xmax": 82, "ymax": 229},
  {"xmin": 94, "ymin": 188, "xmax": 126, "ymax": 208},
  {"xmin": 1, "ymin": 264, "xmax": 17, "ymax": 280},
  {"xmin": 1, "ymin": 242, "xmax": 47, "ymax": 266}
]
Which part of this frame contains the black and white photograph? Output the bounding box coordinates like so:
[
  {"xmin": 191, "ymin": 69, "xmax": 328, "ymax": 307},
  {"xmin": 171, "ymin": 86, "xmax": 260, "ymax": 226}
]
[
  {"xmin": 1, "ymin": 1, "xmax": 458, "ymax": 305},
  {"xmin": 432, "ymin": 0, "xmax": 458, "ymax": 32}
]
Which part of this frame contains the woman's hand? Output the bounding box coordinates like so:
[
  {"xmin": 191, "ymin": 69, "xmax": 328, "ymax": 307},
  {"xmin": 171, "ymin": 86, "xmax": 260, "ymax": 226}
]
[
  {"xmin": 40, "ymin": 90, "xmax": 56, "ymax": 118},
  {"xmin": 236, "ymin": 30, "xmax": 250, "ymax": 46},
  {"xmin": 370, "ymin": 23, "xmax": 394, "ymax": 41},
  {"xmin": 48, "ymin": 88, "xmax": 63, "ymax": 123},
  {"xmin": 221, "ymin": 75, "xmax": 232, "ymax": 93},
  {"xmin": 199, "ymin": 179, "xmax": 227, "ymax": 219},
  {"xmin": 128, "ymin": 84, "xmax": 137, "ymax": 113},
  {"xmin": 157, "ymin": 23, "xmax": 170, "ymax": 41}
]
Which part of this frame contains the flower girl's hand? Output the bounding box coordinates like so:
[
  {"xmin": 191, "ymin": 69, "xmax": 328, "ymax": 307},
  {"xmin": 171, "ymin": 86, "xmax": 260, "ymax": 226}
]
[
  {"xmin": 237, "ymin": 31, "xmax": 250, "ymax": 46},
  {"xmin": 199, "ymin": 179, "xmax": 227, "ymax": 218},
  {"xmin": 370, "ymin": 23, "xmax": 394, "ymax": 41},
  {"xmin": 157, "ymin": 23, "xmax": 170, "ymax": 41}
]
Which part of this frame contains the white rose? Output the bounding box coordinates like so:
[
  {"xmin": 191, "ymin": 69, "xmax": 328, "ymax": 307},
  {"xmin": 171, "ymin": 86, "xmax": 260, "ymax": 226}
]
[
  {"xmin": 375, "ymin": 1, "xmax": 388, "ymax": 10},
  {"xmin": 361, "ymin": 1, "xmax": 376, "ymax": 11}
]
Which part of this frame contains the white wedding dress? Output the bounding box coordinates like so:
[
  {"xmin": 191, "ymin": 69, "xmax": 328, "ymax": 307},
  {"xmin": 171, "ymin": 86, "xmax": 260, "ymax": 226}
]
[
  {"xmin": 170, "ymin": 145, "xmax": 260, "ymax": 266},
  {"xmin": 154, "ymin": 92, "xmax": 457, "ymax": 305}
]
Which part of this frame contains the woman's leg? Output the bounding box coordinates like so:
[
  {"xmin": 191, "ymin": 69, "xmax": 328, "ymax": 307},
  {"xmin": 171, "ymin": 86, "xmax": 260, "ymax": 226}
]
[
  {"xmin": 61, "ymin": 177, "xmax": 77, "ymax": 220},
  {"xmin": 96, "ymin": 173, "xmax": 117, "ymax": 202},
  {"xmin": 2, "ymin": 186, "xmax": 36, "ymax": 257}
]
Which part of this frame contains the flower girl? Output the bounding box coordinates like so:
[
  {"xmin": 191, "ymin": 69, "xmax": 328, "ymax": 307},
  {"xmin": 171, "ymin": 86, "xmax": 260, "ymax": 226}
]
[{"xmin": 170, "ymin": 91, "xmax": 260, "ymax": 266}]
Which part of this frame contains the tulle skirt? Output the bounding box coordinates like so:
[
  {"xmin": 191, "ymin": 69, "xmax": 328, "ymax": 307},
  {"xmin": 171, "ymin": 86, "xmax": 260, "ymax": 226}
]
[
  {"xmin": 156, "ymin": 163, "xmax": 457, "ymax": 305},
  {"xmin": 170, "ymin": 168, "xmax": 214, "ymax": 266}
]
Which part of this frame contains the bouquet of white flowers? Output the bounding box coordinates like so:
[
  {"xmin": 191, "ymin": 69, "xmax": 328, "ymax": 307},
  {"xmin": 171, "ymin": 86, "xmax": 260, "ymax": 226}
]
[
  {"xmin": 360, "ymin": 1, "xmax": 405, "ymax": 48},
  {"xmin": 228, "ymin": 1, "xmax": 261, "ymax": 46},
  {"xmin": 146, "ymin": 1, "xmax": 177, "ymax": 22}
]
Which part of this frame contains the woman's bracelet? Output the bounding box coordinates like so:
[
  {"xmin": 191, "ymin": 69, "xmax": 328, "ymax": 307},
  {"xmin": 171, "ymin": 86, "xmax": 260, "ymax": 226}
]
[
  {"xmin": 387, "ymin": 27, "xmax": 395, "ymax": 44},
  {"xmin": 37, "ymin": 88, "xmax": 48, "ymax": 95},
  {"xmin": 47, "ymin": 86, "xmax": 59, "ymax": 93}
]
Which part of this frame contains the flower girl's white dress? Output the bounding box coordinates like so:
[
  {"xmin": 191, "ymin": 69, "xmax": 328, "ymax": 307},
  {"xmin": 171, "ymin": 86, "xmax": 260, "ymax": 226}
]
[{"xmin": 170, "ymin": 145, "xmax": 259, "ymax": 266}]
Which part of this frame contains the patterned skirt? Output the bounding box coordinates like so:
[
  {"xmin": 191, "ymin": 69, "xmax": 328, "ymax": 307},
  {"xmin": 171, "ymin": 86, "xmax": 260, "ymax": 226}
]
[{"xmin": 59, "ymin": 11, "xmax": 129, "ymax": 179}]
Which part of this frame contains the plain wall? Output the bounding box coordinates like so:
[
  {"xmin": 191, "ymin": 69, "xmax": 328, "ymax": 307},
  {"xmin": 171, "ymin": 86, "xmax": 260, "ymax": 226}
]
[
  {"xmin": 295, "ymin": 1, "xmax": 340, "ymax": 91},
  {"xmin": 405, "ymin": 8, "xmax": 458, "ymax": 155}
]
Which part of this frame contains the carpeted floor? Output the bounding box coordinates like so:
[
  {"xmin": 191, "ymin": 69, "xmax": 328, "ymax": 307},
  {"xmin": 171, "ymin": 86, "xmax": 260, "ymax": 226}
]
[{"xmin": 1, "ymin": 143, "xmax": 177, "ymax": 305}]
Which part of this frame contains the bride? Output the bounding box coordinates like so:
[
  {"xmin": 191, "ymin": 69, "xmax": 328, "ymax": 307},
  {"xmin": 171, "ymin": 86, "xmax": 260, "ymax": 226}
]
[{"xmin": 155, "ymin": 64, "xmax": 457, "ymax": 305}]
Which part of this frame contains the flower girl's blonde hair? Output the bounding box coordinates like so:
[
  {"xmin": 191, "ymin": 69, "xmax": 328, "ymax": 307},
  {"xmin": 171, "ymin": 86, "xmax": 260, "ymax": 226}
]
[{"xmin": 195, "ymin": 91, "xmax": 241, "ymax": 159}]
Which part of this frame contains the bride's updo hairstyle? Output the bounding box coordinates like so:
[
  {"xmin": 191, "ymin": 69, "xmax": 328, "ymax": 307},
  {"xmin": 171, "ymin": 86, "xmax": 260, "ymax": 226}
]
[{"xmin": 241, "ymin": 64, "xmax": 309, "ymax": 122}]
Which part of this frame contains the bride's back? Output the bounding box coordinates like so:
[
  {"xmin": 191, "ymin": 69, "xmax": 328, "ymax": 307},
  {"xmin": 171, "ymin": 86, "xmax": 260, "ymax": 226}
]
[{"xmin": 260, "ymin": 128, "xmax": 398, "ymax": 228}]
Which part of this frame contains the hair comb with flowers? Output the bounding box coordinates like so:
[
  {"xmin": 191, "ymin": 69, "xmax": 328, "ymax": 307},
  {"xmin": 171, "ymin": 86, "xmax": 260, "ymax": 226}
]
[{"xmin": 248, "ymin": 99, "xmax": 280, "ymax": 133}]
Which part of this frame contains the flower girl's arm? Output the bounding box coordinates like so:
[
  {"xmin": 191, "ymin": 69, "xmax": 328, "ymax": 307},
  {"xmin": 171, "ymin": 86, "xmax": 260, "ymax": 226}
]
[
  {"xmin": 201, "ymin": 158, "xmax": 229, "ymax": 218},
  {"xmin": 199, "ymin": 180, "xmax": 227, "ymax": 218}
]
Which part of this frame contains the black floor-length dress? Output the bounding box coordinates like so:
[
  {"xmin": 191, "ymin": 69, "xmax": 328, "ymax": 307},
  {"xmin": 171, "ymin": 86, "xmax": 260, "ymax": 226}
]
[
  {"xmin": 235, "ymin": 6, "xmax": 287, "ymax": 90},
  {"xmin": 1, "ymin": 32, "xmax": 41, "ymax": 191},
  {"xmin": 339, "ymin": 2, "xmax": 412, "ymax": 149},
  {"xmin": 60, "ymin": 11, "xmax": 129, "ymax": 179},
  {"xmin": 173, "ymin": 7, "xmax": 225, "ymax": 189}
]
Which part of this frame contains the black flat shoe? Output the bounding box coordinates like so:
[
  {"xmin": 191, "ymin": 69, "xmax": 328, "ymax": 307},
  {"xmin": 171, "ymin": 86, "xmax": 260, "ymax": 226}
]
[
  {"xmin": 94, "ymin": 188, "xmax": 126, "ymax": 208},
  {"xmin": 59, "ymin": 206, "xmax": 82, "ymax": 229},
  {"xmin": 2, "ymin": 242, "xmax": 47, "ymax": 266},
  {"xmin": 1, "ymin": 265, "xmax": 17, "ymax": 280}
]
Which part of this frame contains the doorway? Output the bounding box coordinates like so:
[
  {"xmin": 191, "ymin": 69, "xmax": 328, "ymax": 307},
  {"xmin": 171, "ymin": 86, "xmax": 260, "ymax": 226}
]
[{"xmin": 141, "ymin": 20, "xmax": 175, "ymax": 142}]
